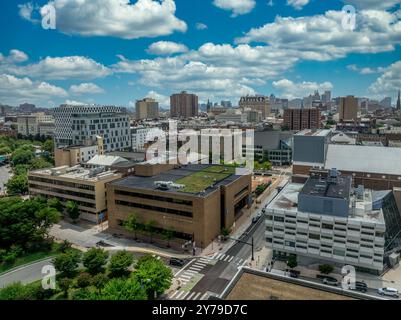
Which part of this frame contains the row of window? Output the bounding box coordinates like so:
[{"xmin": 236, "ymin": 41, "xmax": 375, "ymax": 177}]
[
  {"xmin": 28, "ymin": 176, "xmax": 95, "ymax": 191},
  {"xmin": 115, "ymin": 190, "xmax": 193, "ymax": 206},
  {"xmin": 115, "ymin": 200, "xmax": 193, "ymax": 218}
]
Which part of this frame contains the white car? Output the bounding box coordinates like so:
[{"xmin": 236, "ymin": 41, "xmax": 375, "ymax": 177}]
[{"xmin": 377, "ymin": 287, "xmax": 399, "ymax": 298}]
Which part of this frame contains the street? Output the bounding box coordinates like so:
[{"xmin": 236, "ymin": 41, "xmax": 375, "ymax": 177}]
[
  {"xmin": 167, "ymin": 187, "xmax": 280, "ymax": 300},
  {"xmin": 0, "ymin": 258, "xmax": 53, "ymax": 288}
]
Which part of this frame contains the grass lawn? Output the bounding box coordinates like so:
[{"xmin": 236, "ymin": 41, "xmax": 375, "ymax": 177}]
[
  {"xmin": 0, "ymin": 243, "xmax": 73, "ymax": 274},
  {"xmin": 176, "ymin": 166, "xmax": 236, "ymax": 193}
]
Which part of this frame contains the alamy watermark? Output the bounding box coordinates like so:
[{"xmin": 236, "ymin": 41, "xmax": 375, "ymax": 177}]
[
  {"xmin": 342, "ymin": 5, "xmax": 357, "ymax": 31},
  {"xmin": 41, "ymin": 4, "xmax": 56, "ymax": 30},
  {"xmin": 144, "ymin": 120, "xmax": 254, "ymax": 175}
]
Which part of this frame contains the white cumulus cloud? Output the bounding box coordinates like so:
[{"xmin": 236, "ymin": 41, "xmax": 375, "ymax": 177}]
[
  {"xmin": 213, "ymin": 0, "xmax": 256, "ymax": 17},
  {"xmin": 272, "ymin": 79, "xmax": 333, "ymax": 100},
  {"xmin": 369, "ymin": 61, "xmax": 401, "ymax": 98},
  {"xmin": 69, "ymin": 83, "xmax": 104, "ymax": 95},
  {"xmin": 287, "ymin": 0, "xmax": 309, "ymax": 10},
  {"xmin": 147, "ymin": 41, "xmax": 188, "ymax": 55},
  {"xmin": 19, "ymin": 0, "xmax": 187, "ymax": 39}
]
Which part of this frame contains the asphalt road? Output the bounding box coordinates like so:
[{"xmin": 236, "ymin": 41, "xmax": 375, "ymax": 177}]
[
  {"xmin": 0, "ymin": 258, "xmax": 54, "ymax": 288},
  {"xmin": 188, "ymin": 188, "xmax": 281, "ymax": 297}
]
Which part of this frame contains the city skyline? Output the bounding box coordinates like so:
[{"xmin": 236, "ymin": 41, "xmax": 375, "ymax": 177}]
[{"xmin": 0, "ymin": 0, "xmax": 401, "ymax": 108}]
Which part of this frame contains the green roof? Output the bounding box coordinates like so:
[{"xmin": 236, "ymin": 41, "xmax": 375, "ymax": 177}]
[{"xmin": 175, "ymin": 165, "xmax": 236, "ymax": 193}]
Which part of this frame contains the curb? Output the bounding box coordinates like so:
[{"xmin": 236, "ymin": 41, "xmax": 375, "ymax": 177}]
[{"xmin": 0, "ymin": 256, "xmax": 55, "ymax": 277}]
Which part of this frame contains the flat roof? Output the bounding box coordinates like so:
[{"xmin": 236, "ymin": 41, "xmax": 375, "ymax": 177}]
[
  {"xmin": 111, "ymin": 164, "xmax": 241, "ymax": 196},
  {"xmin": 300, "ymin": 175, "xmax": 352, "ymax": 200},
  {"xmin": 223, "ymin": 269, "xmax": 368, "ymax": 300},
  {"xmin": 30, "ymin": 166, "xmax": 120, "ymax": 182},
  {"xmin": 325, "ymin": 144, "xmax": 401, "ymax": 176},
  {"xmin": 295, "ymin": 129, "xmax": 331, "ymax": 137}
]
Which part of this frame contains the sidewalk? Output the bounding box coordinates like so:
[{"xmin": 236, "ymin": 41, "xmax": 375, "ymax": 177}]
[{"xmin": 200, "ymin": 177, "xmax": 284, "ymax": 258}]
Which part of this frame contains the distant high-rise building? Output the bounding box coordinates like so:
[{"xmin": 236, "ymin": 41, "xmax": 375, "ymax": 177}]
[
  {"xmin": 170, "ymin": 91, "xmax": 199, "ymax": 118},
  {"xmin": 135, "ymin": 98, "xmax": 159, "ymax": 120},
  {"xmin": 322, "ymin": 91, "xmax": 331, "ymax": 104},
  {"xmin": 54, "ymin": 104, "xmax": 131, "ymax": 152},
  {"xmin": 339, "ymin": 96, "xmax": 358, "ymax": 122},
  {"xmin": 397, "ymin": 90, "xmax": 401, "ymax": 110},
  {"xmin": 284, "ymin": 108, "xmax": 321, "ymax": 131},
  {"xmin": 221, "ymin": 100, "xmax": 232, "ymax": 108},
  {"xmin": 19, "ymin": 103, "xmax": 36, "ymax": 113},
  {"xmin": 239, "ymin": 95, "xmax": 270, "ymax": 118}
]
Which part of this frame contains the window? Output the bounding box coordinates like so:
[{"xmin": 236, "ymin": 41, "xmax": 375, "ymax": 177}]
[
  {"xmin": 322, "ymin": 223, "xmax": 333, "ymax": 230},
  {"xmin": 333, "ymin": 249, "xmax": 345, "ymax": 256},
  {"xmin": 309, "ymin": 233, "xmax": 320, "ymax": 240},
  {"xmin": 274, "ymin": 216, "xmax": 284, "ymax": 222}
]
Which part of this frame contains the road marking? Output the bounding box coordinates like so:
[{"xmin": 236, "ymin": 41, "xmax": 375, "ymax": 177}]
[
  {"xmin": 200, "ymin": 292, "xmax": 209, "ymax": 300},
  {"xmin": 186, "ymin": 292, "xmax": 196, "ymax": 300},
  {"xmin": 180, "ymin": 274, "xmax": 191, "ymax": 279},
  {"xmin": 224, "ymin": 255, "xmax": 230, "ymax": 261},
  {"xmin": 193, "ymin": 263, "xmax": 206, "ymax": 268},
  {"xmin": 228, "ymin": 256, "xmax": 234, "ymax": 262},
  {"xmin": 237, "ymin": 259, "xmax": 243, "ymax": 265},
  {"xmin": 215, "ymin": 253, "xmax": 223, "ymax": 260},
  {"xmin": 175, "ymin": 291, "xmax": 185, "ymax": 299},
  {"xmin": 240, "ymin": 259, "xmax": 247, "ymax": 266},
  {"xmin": 180, "ymin": 292, "xmax": 189, "ymax": 300},
  {"xmin": 193, "ymin": 292, "xmax": 202, "ymax": 300},
  {"xmin": 199, "ymin": 258, "xmax": 211, "ymax": 263},
  {"xmin": 186, "ymin": 270, "xmax": 198, "ymax": 275},
  {"xmin": 170, "ymin": 291, "xmax": 179, "ymax": 299}
]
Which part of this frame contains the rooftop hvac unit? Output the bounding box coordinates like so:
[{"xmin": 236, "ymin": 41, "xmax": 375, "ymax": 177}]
[
  {"xmin": 154, "ymin": 181, "xmax": 185, "ymax": 190},
  {"xmin": 88, "ymin": 166, "xmax": 105, "ymax": 178}
]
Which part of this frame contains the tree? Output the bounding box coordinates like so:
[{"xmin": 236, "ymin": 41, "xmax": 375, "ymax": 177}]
[
  {"xmin": 220, "ymin": 227, "xmax": 230, "ymax": 239},
  {"xmin": 53, "ymin": 250, "xmax": 81, "ymax": 278},
  {"xmin": 48, "ymin": 198, "xmax": 63, "ymax": 213},
  {"xmin": 286, "ymin": 254, "xmax": 297, "ymax": 270},
  {"xmin": 319, "ymin": 264, "xmax": 334, "ymax": 275},
  {"xmin": 59, "ymin": 278, "xmax": 72, "ymax": 298},
  {"xmin": 91, "ymin": 273, "xmax": 108, "ymax": 293},
  {"xmin": 43, "ymin": 139, "xmax": 54, "ymax": 153},
  {"xmin": 11, "ymin": 147, "xmax": 34, "ymax": 166},
  {"xmin": 108, "ymin": 251, "xmax": 134, "ymax": 278},
  {"xmin": 98, "ymin": 277, "xmax": 147, "ymax": 300},
  {"xmin": 0, "ymin": 197, "xmax": 60, "ymax": 252},
  {"xmin": 133, "ymin": 255, "xmax": 173, "ymax": 299},
  {"xmin": 0, "ymin": 146, "xmax": 12, "ymax": 155},
  {"xmin": 144, "ymin": 220, "xmax": 157, "ymax": 243},
  {"xmin": 29, "ymin": 157, "xmax": 53, "ymax": 170},
  {"xmin": 65, "ymin": 201, "xmax": 80, "ymax": 223},
  {"xmin": 75, "ymin": 272, "xmax": 92, "ymax": 288},
  {"xmin": 123, "ymin": 214, "xmax": 140, "ymax": 240},
  {"xmin": 83, "ymin": 248, "xmax": 109, "ymax": 275},
  {"xmin": 0, "ymin": 283, "xmax": 27, "ymax": 300},
  {"xmin": 5, "ymin": 174, "xmax": 28, "ymax": 195},
  {"xmin": 163, "ymin": 229, "xmax": 174, "ymax": 248},
  {"xmin": 59, "ymin": 240, "xmax": 72, "ymax": 253}
]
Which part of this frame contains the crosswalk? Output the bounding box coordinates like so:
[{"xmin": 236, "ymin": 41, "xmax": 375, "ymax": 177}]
[
  {"xmin": 169, "ymin": 254, "xmax": 246, "ymax": 300},
  {"xmin": 170, "ymin": 290, "xmax": 210, "ymax": 300},
  {"xmin": 210, "ymin": 252, "xmax": 247, "ymax": 266}
]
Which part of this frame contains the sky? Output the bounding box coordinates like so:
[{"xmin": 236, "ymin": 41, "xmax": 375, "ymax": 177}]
[{"xmin": 0, "ymin": 0, "xmax": 400, "ymax": 109}]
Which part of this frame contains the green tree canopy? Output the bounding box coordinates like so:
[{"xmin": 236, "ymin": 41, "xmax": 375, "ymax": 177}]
[
  {"xmin": 123, "ymin": 214, "xmax": 141, "ymax": 240},
  {"xmin": 11, "ymin": 147, "xmax": 34, "ymax": 166},
  {"xmin": 0, "ymin": 197, "xmax": 59, "ymax": 251},
  {"xmin": 98, "ymin": 277, "xmax": 147, "ymax": 300},
  {"xmin": 108, "ymin": 251, "xmax": 134, "ymax": 278},
  {"xmin": 133, "ymin": 255, "xmax": 173, "ymax": 299},
  {"xmin": 319, "ymin": 264, "xmax": 334, "ymax": 275},
  {"xmin": 5, "ymin": 174, "xmax": 28, "ymax": 195},
  {"xmin": 53, "ymin": 250, "xmax": 81, "ymax": 278},
  {"xmin": 83, "ymin": 248, "xmax": 109, "ymax": 275},
  {"xmin": 287, "ymin": 254, "xmax": 298, "ymax": 269},
  {"xmin": 65, "ymin": 201, "xmax": 80, "ymax": 222}
]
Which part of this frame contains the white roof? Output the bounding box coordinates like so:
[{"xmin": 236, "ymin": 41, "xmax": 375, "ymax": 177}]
[
  {"xmin": 86, "ymin": 155, "xmax": 128, "ymax": 166},
  {"xmin": 325, "ymin": 144, "xmax": 401, "ymax": 176}
]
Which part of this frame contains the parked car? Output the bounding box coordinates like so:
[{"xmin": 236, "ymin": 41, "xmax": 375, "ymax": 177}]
[
  {"xmin": 169, "ymin": 258, "xmax": 185, "ymax": 267},
  {"xmin": 289, "ymin": 270, "xmax": 300, "ymax": 278},
  {"xmin": 322, "ymin": 276, "xmax": 339, "ymax": 286},
  {"xmin": 377, "ymin": 287, "xmax": 399, "ymax": 298},
  {"xmin": 349, "ymin": 281, "xmax": 368, "ymax": 293}
]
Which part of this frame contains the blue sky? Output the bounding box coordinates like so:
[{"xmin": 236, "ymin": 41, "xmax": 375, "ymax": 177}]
[{"xmin": 0, "ymin": 0, "xmax": 400, "ymax": 109}]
